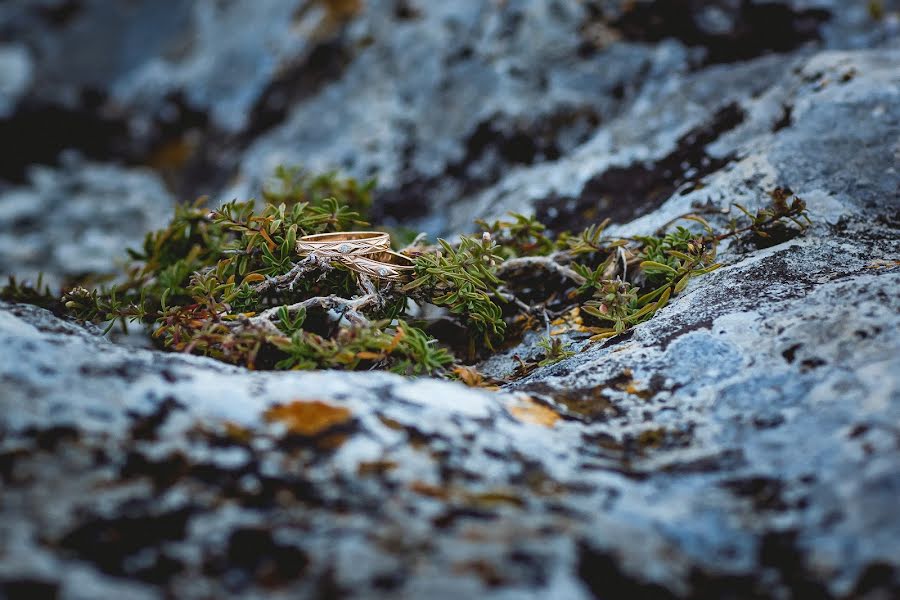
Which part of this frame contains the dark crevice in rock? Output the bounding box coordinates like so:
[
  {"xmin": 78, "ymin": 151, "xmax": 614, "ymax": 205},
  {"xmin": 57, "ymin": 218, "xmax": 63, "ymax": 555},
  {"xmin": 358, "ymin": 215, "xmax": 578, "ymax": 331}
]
[
  {"xmin": 758, "ymin": 530, "xmax": 831, "ymax": 598},
  {"xmin": 0, "ymin": 89, "xmax": 211, "ymax": 192},
  {"xmin": 0, "ymin": 448, "xmax": 30, "ymax": 484},
  {"xmin": 851, "ymin": 563, "xmax": 900, "ymax": 598},
  {"xmin": 0, "ymin": 91, "xmax": 130, "ymax": 182},
  {"xmin": 24, "ymin": 424, "xmax": 80, "ymax": 451},
  {"xmin": 656, "ymin": 316, "xmax": 716, "ymax": 351},
  {"xmin": 204, "ymin": 527, "xmax": 310, "ymax": 590},
  {"xmin": 152, "ymin": 37, "xmax": 357, "ymax": 200},
  {"xmin": 238, "ymin": 40, "xmax": 355, "ymax": 146},
  {"xmin": 772, "ymin": 103, "xmax": 794, "ymax": 132},
  {"xmin": 782, "ymin": 343, "xmax": 802, "ymax": 364},
  {"xmin": 0, "ymin": 40, "xmax": 353, "ymax": 201},
  {"xmin": 57, "ymin": 504, "xmax": 194, "ymax": 583},
  {"xmin": 373, "ymin": 107, "xmax": 602, "ymax": 226},
  {"xmin": 34, "ymin": 0, "xmax": 84, "ymax": 29},
  {"xmin": 721, "ymin": 476, "xmax": 789, "ymax": 511},
  {"xmin": 580, "ymin": 530, "xmax": 847, "ymax": 600},
  {"xmin": 0, "ymin": 578, "xmax": 60, "ymax": 600},
  {"xmin": 128, "ymin": 396, "xmax": 184, "ymax": 441},
  {"xmin": 577, "ymin": 542, "xmax": 678, "ymax": 600},
  {"xmin": 606, "ymin": 0, "xmax": 831, "ymax": 66},
  {"xmin": 535, "ymin": 103, "xmax": 745, "ymax": 232}
]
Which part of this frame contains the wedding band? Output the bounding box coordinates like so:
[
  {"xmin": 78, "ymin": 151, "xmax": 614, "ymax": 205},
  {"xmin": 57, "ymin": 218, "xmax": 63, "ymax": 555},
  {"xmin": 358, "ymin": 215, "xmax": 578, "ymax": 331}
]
[
  {"xmin": 342, "ymin": 250, "xmax": 416, "ymax": 282},
  {"xmin": 296, "ymin": 231, "xmax": 390, "ymax": 257}
]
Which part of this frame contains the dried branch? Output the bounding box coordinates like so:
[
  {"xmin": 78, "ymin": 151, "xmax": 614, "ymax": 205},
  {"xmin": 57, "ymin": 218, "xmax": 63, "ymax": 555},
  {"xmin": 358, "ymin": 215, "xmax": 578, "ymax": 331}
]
[
  {"xmin": 252, "ymin": 254, "xmax": 336, "ymax": 294},
  {"xmin": 496, "ymin": 255, "xmax": 587, "ymax": 285}
]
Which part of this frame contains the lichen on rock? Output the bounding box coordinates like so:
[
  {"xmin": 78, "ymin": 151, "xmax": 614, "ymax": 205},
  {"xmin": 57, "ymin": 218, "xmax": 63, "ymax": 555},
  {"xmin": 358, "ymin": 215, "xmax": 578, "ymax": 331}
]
[{"xmin": 1, "ymin": 1, "xmax": 899, "ymax": 598}]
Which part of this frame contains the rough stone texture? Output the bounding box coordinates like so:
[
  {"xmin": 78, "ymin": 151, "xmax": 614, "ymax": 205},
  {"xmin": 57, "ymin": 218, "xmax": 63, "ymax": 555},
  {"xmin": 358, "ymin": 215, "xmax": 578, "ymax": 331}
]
[
  {"xmin": 1, "ymin": 1, "xmax": 898, "ymax": 219},
  {"xmin": 0, "ymin": 43, "xmax": 32, "ymax": 118},
  {"xmin": 0, "ymin": 162, "xmax": 174, "ymax": 288},
  {"xmin": 1, "ymin": 224, "xmax": 899, "ymax": 598},
  {"xmin": 1, "ymin": 1, "xmax": 900, "ymax": 598}
]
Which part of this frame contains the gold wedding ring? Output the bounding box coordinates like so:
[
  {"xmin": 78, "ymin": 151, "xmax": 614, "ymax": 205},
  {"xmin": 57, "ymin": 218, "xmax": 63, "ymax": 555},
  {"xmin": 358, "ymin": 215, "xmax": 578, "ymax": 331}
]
[
  {"xmin": 296, "ymin": 231, "xmax": 390, "ymax": 258},
  {"xmin": 341, "ymin": 250, "xmax": 416, "ymax": 282},
  {"xmin": 296, "ymin": 232, "xmax": 415, "ymax": 282}
]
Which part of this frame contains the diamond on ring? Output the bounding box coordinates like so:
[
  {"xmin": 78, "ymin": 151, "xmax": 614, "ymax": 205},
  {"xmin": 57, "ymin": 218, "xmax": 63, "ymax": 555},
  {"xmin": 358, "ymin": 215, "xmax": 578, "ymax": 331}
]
[
  {"xmin": 338, "ymin": 243, "xmax": 351, "ymax": 254},
  {"xmin": 378, "ymin": 267, "xmax": 389, "ymax": 277}
]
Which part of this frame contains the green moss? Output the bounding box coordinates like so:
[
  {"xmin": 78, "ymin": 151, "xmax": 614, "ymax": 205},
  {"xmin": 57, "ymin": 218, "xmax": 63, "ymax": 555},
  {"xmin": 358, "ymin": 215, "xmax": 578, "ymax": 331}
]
[{"xmin": 1, "ymin": 167, "xmax": 811, "ymax": 379}]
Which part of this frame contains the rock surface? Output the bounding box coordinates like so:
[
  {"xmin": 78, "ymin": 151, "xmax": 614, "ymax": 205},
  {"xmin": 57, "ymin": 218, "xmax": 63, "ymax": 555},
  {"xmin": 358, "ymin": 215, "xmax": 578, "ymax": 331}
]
[
  {"xmin": 0, "ymin": 162, "xmax": 174, "ymax": 288},
  {"xmin": 1, "ymin": 220, "xmax": 899, "ymax": 598},
  {"xmin": 1, "ymin": 1, "xmax": 899, "ymax": 598}
]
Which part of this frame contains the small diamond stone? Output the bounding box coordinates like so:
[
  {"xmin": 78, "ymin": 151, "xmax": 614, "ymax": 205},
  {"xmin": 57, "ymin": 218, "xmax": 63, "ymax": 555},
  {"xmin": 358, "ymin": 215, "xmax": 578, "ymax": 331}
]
[
  {"xmin": 338, "ymin": 243, "xmax": 351, "ymax": 254},
  {"xmin": 378, "ymin": 267, "xmax": 389, "ymax": 277}
]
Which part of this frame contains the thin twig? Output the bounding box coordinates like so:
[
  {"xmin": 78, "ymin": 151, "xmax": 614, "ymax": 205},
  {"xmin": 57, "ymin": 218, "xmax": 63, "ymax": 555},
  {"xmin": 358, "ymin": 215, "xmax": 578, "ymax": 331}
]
[
  {"xmin": 496, "ymin": 288, "xmax": 533, "ymax": 313},
  {"xmin": 236, "ymin": 294, "xmax": 378, "ymax": 331},
  {"xmin": 252, "ymin": 254, "xmax": 335, "ymax": 294},
  {"xmin": 496, "ymin": 256, "xmax": 587, "ymax": 285}
]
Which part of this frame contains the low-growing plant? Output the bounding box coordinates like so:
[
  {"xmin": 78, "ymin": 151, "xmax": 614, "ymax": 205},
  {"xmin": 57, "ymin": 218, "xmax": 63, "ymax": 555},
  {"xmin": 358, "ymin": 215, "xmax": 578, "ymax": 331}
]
[
  {"xmin": 2, "ymin": 166, "xmax": 811, "ymax": 380},
  {"xmin": 537, "ymin": 336, "xmax": 576, "ymax": 367}
]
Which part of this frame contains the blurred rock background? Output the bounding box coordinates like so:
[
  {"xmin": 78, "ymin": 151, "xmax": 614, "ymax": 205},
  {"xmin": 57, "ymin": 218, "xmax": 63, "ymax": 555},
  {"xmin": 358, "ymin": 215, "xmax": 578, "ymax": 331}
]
[{"xmin": 1, "ymin": 0, "xmax": 897, "ymax": 283}]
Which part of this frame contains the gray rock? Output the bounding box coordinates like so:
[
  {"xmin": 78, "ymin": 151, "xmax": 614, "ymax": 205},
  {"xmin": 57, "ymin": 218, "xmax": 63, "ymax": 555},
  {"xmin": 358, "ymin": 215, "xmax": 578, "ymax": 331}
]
[
  {"xmin": 0, "ymin": 162, "xmax": 174, "ymax": 287},
  {"xmin": 1, "ymin": 166, "xmax": 899, "ymax": 597},
  {"xmin": 229, "ymin": 1, "xmax": 899, "ymax": 235},
  {"xmin": 0, "ymin": 0, "xmax": 308, "ymax": 132},
  {"xmin": 1, "ymin": 208, "xmax": 898, "ymax": 597},
  {"xmin": 1, "ymin": 1, "xmax": 899, "ymax": 598},
  {"xmin": 0, "ymin": 44, "xmax": 32, "ymax": 118}
]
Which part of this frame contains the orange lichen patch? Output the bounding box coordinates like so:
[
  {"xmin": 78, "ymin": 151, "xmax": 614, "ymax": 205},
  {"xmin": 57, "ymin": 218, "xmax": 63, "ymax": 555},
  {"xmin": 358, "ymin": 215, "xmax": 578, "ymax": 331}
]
[
  {"xmin": 617, "ymin": 373, "xmax": 654, "ymax": 399},
  {"xmin": 453, "ymin": 559, "xmax": 505, "ymax": 587},
  {"xmin": 357, "ymin": 460, "xmax": 398, "ymax": 476},
  {"xmin": 409, "ymin": 481, "xmax": 449, "ymax": 499},
  {"xmin": 508, "ymin": 396, "xmax": 561, "ymax": 428},
  {"xmin": 466, "ymin": 490, "xmax": 525, "ymax": 508},
  {"xmin": 867, "ymin": 259, "xmax": 900, "ymax": 269},
  {"xmin": 263, "ymin": 400, "xmax": 352, "ymax": 436},
  {"xmin": 145, "ymin": 137, "xmax": 194, "ymax": 171},
  {"xmin": 223, "ymin": 421, "xmax": 253, "ymax": 443},
  {"xmin": 636, "ymin": 427, "xmax": 666, "ymax": 449},
  {"xmin": 322, "ymin": 0, "xmax": 362, "ymax": 21},
  {"xmin": 378, "ymin": 415, "xmax": 405, "ymax": 430},
  {"xmin": 317, "ymin": 432, "xmax": 350, "ymax": 450},
  {"xmin": 294, "ymin": 0, "xmax": 362, "ymax": 39}
]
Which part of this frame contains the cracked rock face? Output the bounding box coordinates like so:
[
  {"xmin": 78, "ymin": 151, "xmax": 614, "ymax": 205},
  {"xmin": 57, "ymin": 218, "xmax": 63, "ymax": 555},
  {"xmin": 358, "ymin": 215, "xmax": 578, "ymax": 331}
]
[
  {"xmin": 1, "ymin": 217, "xmax": 899, "ymax": 598},
  {"xmin": 1, "ymin": 0, "xmax": 900, "ymax": 598}
]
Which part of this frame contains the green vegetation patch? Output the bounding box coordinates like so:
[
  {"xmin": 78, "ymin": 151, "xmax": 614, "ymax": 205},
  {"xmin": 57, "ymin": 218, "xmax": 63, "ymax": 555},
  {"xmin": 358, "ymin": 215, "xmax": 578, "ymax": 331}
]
[{"xmin": 2, "ymin": 167, "xmax": 810, "ymax": 381}]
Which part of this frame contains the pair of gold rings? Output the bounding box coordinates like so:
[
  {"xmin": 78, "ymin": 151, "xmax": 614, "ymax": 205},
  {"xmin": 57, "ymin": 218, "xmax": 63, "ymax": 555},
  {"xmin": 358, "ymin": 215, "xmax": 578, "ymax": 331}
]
[{"xmin": 295, "ymin": 232, "xmax": 415, "ymax": 281}]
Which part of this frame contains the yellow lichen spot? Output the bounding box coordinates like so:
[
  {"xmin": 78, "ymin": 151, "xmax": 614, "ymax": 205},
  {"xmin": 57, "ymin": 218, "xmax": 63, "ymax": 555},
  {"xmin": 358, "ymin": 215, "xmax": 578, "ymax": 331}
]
[
  {"xmin": 263, "ymin": 400, "xmax": 352, "ymax": 436},
  {"xmin": 867, "ymin": 259, "xmax": 900, "ymax": 269},
  {"xmin": 508, "ymin": 396, "xmax": 561, "ymax": 428},
  {"xmin": 223, "ymin": 421, "xmax": 252, "ymax": 443},
  {"xmin": 409, "ymin": 481, "xmax": 449, "ymax": 499}
]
